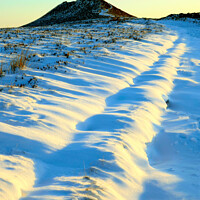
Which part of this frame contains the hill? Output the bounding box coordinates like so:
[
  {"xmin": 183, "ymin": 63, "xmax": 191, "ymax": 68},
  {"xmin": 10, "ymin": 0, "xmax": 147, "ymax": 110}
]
[
  {"xmin": 160, "ymin": 12, "xmax": 200, "ymax": 20},
  {"xmin": 24, "ymin": 0, "xmax": 136, "ymax": 27}
]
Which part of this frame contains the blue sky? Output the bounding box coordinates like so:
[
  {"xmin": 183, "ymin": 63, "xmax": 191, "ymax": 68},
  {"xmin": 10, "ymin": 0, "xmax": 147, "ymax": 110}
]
[{"xmin": 0, "ymin": 0, "xmax": 199, "ymax": 28}]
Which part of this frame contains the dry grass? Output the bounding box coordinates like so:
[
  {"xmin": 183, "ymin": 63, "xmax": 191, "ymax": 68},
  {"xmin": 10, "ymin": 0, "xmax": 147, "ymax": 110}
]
[
  {"xmin": 10, "ymin": 50, "xmax": 29, "ymax": 72},
  {"xmin": 0, "ymin": 63, "xmax": 3, "ymax": 77}
]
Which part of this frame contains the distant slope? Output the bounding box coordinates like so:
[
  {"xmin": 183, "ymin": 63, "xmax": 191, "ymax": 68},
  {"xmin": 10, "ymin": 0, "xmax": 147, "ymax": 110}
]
[
  {"xmin": 24, "ymin": 0, "xmax": 136, "ymax": 27},
  {"xmin": 160, "ymin": 12, "xmax": 200, "ymax": 20}
]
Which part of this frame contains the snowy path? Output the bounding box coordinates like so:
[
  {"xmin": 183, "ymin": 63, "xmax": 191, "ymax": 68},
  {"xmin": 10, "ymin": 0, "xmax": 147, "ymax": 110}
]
[
  {"xmin": 0, "ymin": 21, "xmax": 199, "ymax": 200},
  {"xmin": 144, "ymin": 22, "xmax": 200, "ymax": 200}
]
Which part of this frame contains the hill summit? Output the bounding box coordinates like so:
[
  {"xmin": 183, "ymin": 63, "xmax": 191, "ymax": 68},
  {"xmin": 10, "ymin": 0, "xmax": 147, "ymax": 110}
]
[{"xmin": 24, "ymin": 0, "xmax": 135, "ymax": 27}]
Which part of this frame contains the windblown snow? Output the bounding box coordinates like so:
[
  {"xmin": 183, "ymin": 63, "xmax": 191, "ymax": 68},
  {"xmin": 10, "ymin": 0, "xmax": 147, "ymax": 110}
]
[{"xmin": 0, "ymin": 19, "xmax": 199, "ymax": 200}]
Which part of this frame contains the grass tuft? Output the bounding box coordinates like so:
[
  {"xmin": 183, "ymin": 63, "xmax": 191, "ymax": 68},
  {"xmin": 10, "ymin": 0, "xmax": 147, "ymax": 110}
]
[
  {"xmin": 0, "ymin": 63, "xmax": 3, "ymax": 77},
  {"xmin": 10, "ymin": 50, "xmax": 29, "ymax": 72}
]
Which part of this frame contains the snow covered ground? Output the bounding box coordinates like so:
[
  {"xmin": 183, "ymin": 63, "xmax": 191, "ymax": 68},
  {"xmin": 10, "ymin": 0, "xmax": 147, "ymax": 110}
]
[{"xmin": 0, "ymin": 19, "xmax": 199, "ymax": 200}]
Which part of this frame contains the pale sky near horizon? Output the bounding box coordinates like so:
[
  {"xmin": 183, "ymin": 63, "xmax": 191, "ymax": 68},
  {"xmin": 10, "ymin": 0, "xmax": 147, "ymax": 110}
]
[{"xmin": 0, "ymin": 0, "xmax": 199, "ymax": 28}]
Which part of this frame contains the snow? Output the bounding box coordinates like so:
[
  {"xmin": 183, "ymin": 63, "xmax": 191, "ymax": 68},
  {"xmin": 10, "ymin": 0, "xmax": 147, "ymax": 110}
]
[
  {"xmin": 99, "ymin": 9, "xmax": 113, "ymax": 17},
  {"xmin": 146, "ymin": 20, "xmax": 200, "ymax": 200},
  {"xmin": 0, "ymin": 19, "xmax": 200, "ymax": 199}
]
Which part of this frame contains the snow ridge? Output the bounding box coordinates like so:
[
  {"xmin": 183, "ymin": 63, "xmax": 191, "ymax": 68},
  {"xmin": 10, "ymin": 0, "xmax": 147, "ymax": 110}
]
[{"xmin": 68, "ymin": 34, "xmax": 186, "ymax": 199}]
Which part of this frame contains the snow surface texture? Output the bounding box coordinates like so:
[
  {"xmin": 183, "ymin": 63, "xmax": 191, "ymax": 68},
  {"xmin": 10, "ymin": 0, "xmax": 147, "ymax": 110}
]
[{"xmin": 0, "ymin": 19, "xmax": 199, "ymax": 199}]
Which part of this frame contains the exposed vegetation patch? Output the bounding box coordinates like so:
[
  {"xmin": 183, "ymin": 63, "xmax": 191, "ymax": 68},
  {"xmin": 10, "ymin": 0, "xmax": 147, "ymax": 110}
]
[
  {"xmin": 10, "ymin": 50, "xmax": 29, "ymax": 72},
  {"xmin": 0, "ymin": 19, "xmax": 163, "ymax": 94}
]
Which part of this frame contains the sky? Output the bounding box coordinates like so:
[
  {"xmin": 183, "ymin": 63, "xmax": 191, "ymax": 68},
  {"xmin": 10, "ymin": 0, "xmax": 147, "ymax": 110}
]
[{"xmin": 0, "ymin": 0, "xmax": 199, "ymax": 28}]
